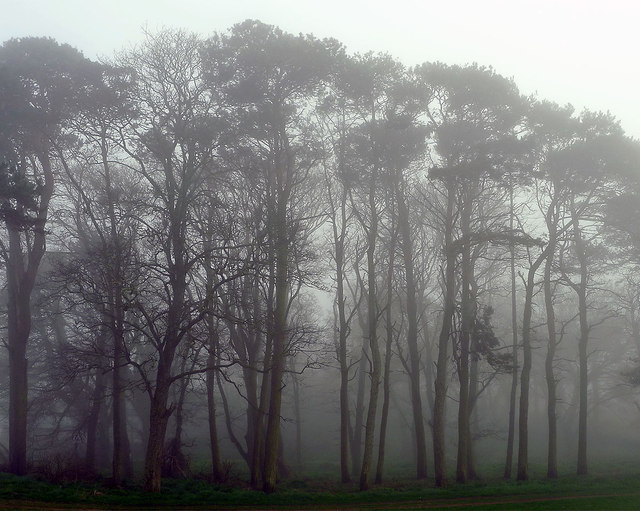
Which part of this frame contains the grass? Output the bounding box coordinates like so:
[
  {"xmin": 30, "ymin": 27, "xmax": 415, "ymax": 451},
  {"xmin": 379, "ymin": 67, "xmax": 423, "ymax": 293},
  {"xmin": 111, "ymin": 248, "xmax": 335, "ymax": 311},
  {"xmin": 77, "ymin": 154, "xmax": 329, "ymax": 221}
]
[{"xmin": 1, "ymin": 468, "xmax": 640, "ymax": 509}]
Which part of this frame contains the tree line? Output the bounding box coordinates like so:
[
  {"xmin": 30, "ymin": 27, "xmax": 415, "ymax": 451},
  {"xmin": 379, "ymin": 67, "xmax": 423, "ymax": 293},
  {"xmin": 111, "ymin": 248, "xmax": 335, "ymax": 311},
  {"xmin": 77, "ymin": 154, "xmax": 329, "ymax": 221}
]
[{"xmin": 1, "ymin": 20, "xmax": 640, "ymax": 493}]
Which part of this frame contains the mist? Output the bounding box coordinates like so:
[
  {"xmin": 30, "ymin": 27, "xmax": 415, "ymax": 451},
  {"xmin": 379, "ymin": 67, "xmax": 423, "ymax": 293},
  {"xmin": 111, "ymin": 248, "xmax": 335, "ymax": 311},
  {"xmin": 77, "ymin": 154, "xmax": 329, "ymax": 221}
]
[{"xmin": 1, "ymin": 17, "xmax": 640, "ymax": 505}]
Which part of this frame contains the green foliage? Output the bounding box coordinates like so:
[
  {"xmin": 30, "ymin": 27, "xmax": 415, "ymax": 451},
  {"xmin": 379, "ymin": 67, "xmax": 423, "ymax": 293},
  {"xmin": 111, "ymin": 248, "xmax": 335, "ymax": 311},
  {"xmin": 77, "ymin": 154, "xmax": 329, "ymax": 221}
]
[
  {"xmin": 0, "ymin": 160, "xmax": 41, "ymax": 228},
  {"xmin": 2, "ymin": 471, "xmax": 640, "ymax": 509}
]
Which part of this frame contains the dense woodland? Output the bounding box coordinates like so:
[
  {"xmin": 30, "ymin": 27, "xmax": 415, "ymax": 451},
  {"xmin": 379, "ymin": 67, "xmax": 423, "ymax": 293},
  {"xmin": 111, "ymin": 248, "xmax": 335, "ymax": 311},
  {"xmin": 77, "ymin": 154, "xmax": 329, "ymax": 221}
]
[{"xmin": 1, "ymin": 20, "xmax": 640, "ymax": 494}]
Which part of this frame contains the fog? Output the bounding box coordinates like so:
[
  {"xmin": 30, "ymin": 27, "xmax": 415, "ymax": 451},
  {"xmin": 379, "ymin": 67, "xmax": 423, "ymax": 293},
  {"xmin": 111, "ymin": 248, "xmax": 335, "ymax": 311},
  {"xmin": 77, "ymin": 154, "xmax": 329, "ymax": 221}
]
[{"xmin": 1, "ymin": 12, "xmax": 640, "ymax": 496}]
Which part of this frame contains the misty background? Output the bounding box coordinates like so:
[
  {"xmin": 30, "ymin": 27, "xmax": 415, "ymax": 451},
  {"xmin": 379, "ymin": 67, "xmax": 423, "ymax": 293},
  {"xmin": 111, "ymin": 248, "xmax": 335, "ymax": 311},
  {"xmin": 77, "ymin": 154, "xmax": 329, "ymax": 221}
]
[{"xmin": 1, "ymin": 1, "xmax": 640, "ymax": 495}]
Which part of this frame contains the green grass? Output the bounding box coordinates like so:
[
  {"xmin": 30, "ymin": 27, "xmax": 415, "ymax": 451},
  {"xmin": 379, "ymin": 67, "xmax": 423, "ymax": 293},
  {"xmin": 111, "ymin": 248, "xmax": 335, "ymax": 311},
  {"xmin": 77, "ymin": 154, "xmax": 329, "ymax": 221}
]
[{"xmin": 0, "ymin": 470, "xmax": 639, "ymax": 509}]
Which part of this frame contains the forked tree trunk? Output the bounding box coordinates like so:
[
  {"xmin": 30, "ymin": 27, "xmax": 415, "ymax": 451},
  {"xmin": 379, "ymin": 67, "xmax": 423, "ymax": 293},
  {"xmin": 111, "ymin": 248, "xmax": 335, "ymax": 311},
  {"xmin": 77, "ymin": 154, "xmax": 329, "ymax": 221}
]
[{"xmin": 517, "ymin": 246, "xmax": 550, "ymax": 480}]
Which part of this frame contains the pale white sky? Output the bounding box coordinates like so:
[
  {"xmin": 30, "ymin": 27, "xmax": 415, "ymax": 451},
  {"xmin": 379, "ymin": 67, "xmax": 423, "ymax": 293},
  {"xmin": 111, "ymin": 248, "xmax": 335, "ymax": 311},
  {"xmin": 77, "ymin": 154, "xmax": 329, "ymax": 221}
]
[{"xmin": 2, "ymin": 0, "xmax": 639, "ymax": 138}]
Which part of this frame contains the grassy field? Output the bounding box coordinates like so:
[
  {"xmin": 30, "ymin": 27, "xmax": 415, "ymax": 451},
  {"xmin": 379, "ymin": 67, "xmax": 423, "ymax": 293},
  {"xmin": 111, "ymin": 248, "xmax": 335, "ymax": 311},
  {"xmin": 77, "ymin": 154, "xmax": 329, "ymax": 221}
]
[{"xmin": 1, "ymin": 469, "xmax": 640, "ymax": 509}]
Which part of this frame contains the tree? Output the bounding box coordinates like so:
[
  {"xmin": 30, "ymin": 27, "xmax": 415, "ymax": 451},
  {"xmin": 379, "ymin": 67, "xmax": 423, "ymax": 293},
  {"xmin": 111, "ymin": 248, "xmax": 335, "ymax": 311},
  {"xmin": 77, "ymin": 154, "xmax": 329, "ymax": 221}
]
[
  {"xmin": 0, "ymin": 37, "xmax": 97, "ymax": 475},
  {"xmin": 417, "ymin": 62, "xmax": 525, "ymax": 484},
  {"xmin": 202, "ymin": 20, "xmax": 334, "ymax": 493},
  {"xmin": 113, "ymin": 29, "xmax": 224, "ymax": 491}
]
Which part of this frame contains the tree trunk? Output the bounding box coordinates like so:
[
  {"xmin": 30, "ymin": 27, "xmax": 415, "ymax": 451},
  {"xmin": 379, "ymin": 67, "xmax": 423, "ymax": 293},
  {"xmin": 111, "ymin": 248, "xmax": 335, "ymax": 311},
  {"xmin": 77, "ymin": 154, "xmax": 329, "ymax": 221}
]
[
  {"xmin": 359, "ymin": 166, "xmax": 381, "ymax": 491},
  {"xmin": 143, "ymin": 382, "xmax": 173, "ymax": 492},
  {"xmin": 8, "ymin": 322, "xmax": 29, "ymax": 476},
  {"xmin": 263, "ymin": 198, "xmax": 290, "ymax": 493},
  {"xmin": 467, "ymin": 352, "xmax": 479, "ymax": 480},
  {"xmin": 396, "ymin": 177, "xmax": 428, "ymax": 479},
  {"xmin": 375, "ymin": 227, "xmax": 395, "ymax": 485},
  {"xmin": 85, "ymin": 363, "xmax": 106, "ymax": 473},
  {"xmin": 572, "ymin": 210, "xmax": 589, "ymax": 476},
  {"xmin": 6, "ymin": 152, "xmax": 53, "ymax": 475},
  {"xmin": 112, "ymin": 319, "xmax": 125, "ymax": 486},
  {"xmin": 433, "ymin": 180, "xmax": 456, "ymax": 488},
  {"xmin": 544, "ymin": 216, "xmax": 558, "ymax": 479},
  {"xmin": 206, "ymin": 352, "xmax": 222, "ymax": 481},
  {"xmin": 291, "ymin": 368, "xmax": 303, "ymax": 469},
  {"xmin": 351, "ymin": 336, "xmax": 367, "ymax": 479},
  {"xmin": 504, "ymin": 186, "xmax": 518, "ymax": 480},
  {"xmin": 333, "ymin": 189, "xmax": 352, "ymax": 483},
  {"xmin": 456, "ymin": 196, "xmax": 473, "ymax": 484},
  {"xmin": 517, "ymin": 246, "xmax": 550, "ymax": 480}
]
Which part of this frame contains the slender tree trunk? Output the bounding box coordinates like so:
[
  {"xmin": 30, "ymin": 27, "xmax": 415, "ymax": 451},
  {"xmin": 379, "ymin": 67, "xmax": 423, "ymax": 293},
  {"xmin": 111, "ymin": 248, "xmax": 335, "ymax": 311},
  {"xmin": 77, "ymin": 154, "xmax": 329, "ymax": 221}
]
[
  {"xmin": 359, "ymin": 157, "xmax": 381, "ymax": 491},
  {"xmin": 263, "ymin": 197, "xmax": 290, "ymax": 493},
  {"xmin": 396, "ymin": 177, "xmax": 428, "ymax": 479},
  {"xmin": 121, "ymin": 403, "xmax": 134, "ymax": 480},
  {"xmin": 217, "ymin": 368, "xmax": 248, "ymax": 464},
  {"xmin": 544, "ymin": 214, "xmax": 558, "ymax": 479},
  {"xmin": 206, "ymin": 350, "xmax": 222, "ymax": 481},
  {"xmin": 351, "ymin": 336, "xmax": 367, "ymax": 478},
  {"xmin": 334, "ymin": 191, "xmax": 352, "ymax": 483},
  {"xmin": 504, "ymin": 186, "xmax": 518, "ymax": 480},
  {"xmin": 112, "ymin": 319, "xmax": 125, "ymax": 486},
  {"xmin": 517, "ymin": 246, "xmax": 550, "ymax": 480},
  {"xmin": 85, "ymin": 360, "xmax": 106, "ymax": 473},
  {"xmin": 467, "ymin": 352, "xmax": 479, "ymax": 480},
  {"xmin": 205, "ymin": 240, "xmax": 223, "ymax": 481},
  {"xmin": 291, "ymin": 365, "xmax": 303, "ymax": 469},
  {"xmin": 433, "ymin": 180, "xmax": 456, "ymax": 488},
  {"xmin": 456, "ymin": 196, "xmax": 473, "ymax": 484},
  {"xmin": 422, "ymin": 318, "xmax": 435, "ymax": 419},
  {"xmin": 572, "ymin": 210, "xmax": 589, "ymax": 476},
  {"xmin": 252, "ymin": 330, "xmax": 272, "ymax": 488},
  {"xmin": 375, "ymin": 224, "xmax": 395, "ymax": 485}
]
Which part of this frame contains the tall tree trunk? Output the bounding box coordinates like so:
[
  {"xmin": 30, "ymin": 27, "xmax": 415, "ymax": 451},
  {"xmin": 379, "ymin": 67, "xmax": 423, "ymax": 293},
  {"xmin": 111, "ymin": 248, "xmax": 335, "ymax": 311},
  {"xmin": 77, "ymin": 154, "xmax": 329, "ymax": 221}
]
[
  {"xmin": 375, "ymin": 224, "xmax": 395, "ymax": 485},
  {"xmin": 333, "ymin": 188, "xmax": 352, "ymax": 483},
  {"xmin": 205, "ymin": 334, "xmax": 222, "ymax": 482},
  {"xmin": 351, "ymin": 336, "xmax": 368, "ymax": 478},
  {"xmin": 263, "ymin": 197, "xmax": 290, "ymax": 493},
  {"xmin": 112, "ymin": 319, "xmax": 125, "ymax": 486},
  {"xmin": 396, "ymin": 177, "xmax": 428, "ymax": 479},
  {"xmin": 85, "ymin": 357, "xmax": 106, "ymax": 473},
  {"xmin": 544, "ymin": 214, "xmax": 558, "ymax": 479},
  {"xmin": 504, "ymin": 186, "xmax": 518, "ymax": 480},
  {"xmin": 121, "ymin": 402, "xmax": 134, "ymax": 480},
  {"xmin": 6, "ymin": 152, "xmax": 53, "ymax": 475},
  {"xmin": 143, "ymin": 379, "xmax": 173, "ymax": 492},
  {"xmin": 517, "ymin": 246, "xmax": 550, "ymax": 480},
  {"xmin": 572, "ymin": 210, "xmax": 589, "ymax": 476},
  {"xmin": 7, "ymin": 282, "xmax": 30, "ymax": 476},
  {"xmin": 291, "ymin": 368, "xmax": 303, "ymax": 469},
  {"xmin": 359, "ymin": 161, "xmax": 381, "ymax": 491},
  {"xmin": 456, "ymin": 195, "xmax": 473, "ymax": 484},
  {"xmin": 433, "ymin": 180, "xmax": 456, "ymax": 488},
  {"xmin": 467, "ymin": 352, "xmax": 479, "ymax": 480}
]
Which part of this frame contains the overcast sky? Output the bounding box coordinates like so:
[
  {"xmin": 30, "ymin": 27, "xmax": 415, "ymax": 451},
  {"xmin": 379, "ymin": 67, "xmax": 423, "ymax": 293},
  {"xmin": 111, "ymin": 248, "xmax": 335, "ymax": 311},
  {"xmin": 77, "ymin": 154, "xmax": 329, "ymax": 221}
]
[{"xmin": 2, "ymin": 0, "xmax": 639, "ymax": 138}]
